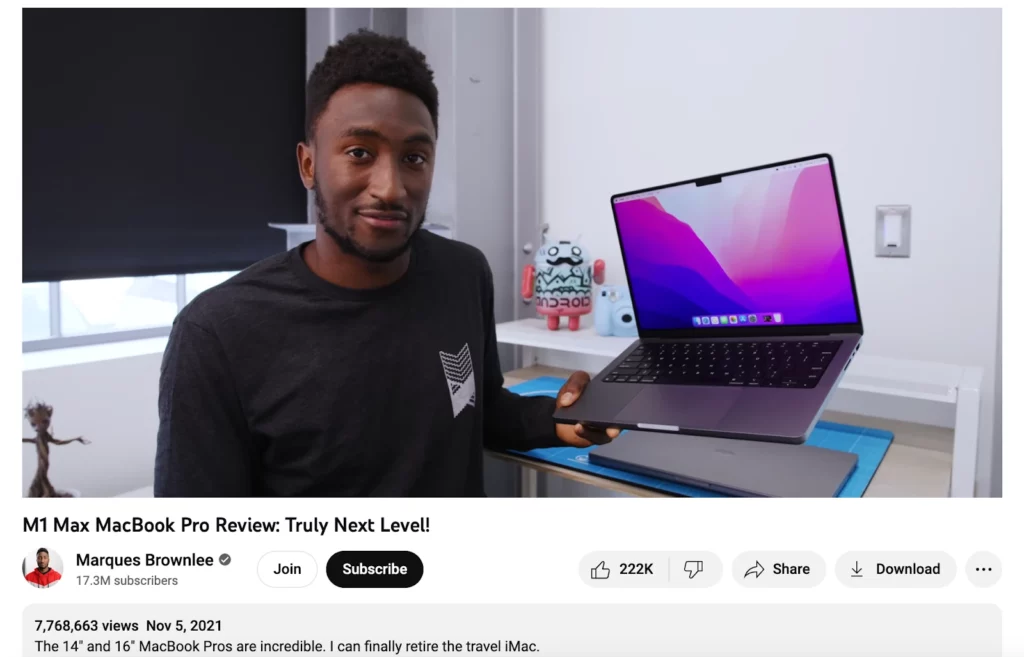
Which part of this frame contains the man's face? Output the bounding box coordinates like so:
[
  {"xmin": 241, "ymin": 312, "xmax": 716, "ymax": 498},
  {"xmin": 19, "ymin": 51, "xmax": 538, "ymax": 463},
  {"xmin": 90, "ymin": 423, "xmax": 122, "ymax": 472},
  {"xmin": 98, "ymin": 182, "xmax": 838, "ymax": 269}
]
[
  {"xmin": 301, "ymin": 83, "xmax": 436, "ymax": 263},
  {"xmin": 37, "ymin": 552, "xmax": 49, "ymax": 570}
]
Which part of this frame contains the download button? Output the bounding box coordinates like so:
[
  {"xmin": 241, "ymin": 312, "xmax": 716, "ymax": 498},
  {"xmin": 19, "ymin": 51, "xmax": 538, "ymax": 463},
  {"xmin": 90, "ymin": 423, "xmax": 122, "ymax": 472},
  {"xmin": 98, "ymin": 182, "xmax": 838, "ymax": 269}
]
[{"xmin": 836, "ymin": 551, "xmax": 955, "ymax": 588}]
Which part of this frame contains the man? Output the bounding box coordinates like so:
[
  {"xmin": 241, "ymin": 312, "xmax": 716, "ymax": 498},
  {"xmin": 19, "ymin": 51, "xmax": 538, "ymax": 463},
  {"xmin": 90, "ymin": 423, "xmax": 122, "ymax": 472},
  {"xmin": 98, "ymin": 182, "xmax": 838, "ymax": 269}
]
[
  {"xmin": 155, "ymin": 29, "xmax": 618, "ymax": 497},
  {"xmin": 26, "ymin": 548, "xmax": 61, "ymax": 588}
]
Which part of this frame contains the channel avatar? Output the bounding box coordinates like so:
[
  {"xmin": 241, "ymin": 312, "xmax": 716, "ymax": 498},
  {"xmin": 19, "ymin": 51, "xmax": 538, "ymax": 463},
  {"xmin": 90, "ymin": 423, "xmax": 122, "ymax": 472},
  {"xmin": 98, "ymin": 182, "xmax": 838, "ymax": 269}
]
[{"xmin": 24, "ymin": 547, "xmax": 62, "ymax": 588}]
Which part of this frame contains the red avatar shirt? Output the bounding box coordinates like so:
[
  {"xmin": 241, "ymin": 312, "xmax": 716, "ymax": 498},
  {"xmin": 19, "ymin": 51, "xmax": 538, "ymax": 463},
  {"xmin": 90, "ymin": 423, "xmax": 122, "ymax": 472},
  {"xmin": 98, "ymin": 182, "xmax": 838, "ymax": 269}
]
[{"xmin": 26, "ymin": 568, "xmax": 61, "ymax": 588}]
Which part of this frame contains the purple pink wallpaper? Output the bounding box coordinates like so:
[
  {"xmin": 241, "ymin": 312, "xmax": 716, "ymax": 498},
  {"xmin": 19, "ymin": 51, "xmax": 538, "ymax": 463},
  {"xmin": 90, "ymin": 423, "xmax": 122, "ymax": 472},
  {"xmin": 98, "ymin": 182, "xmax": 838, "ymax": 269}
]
[{"xmin": 614, "ymin": 162, "xmax": 858, "ymax": 330}]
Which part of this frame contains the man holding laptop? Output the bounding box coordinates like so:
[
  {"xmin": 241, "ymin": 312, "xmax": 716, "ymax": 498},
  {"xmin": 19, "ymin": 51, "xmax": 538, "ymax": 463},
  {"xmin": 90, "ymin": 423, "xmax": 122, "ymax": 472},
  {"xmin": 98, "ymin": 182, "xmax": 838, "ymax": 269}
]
[{"xmin": 156, "ymin": 29, "xmax": 861, "ymax": 499}]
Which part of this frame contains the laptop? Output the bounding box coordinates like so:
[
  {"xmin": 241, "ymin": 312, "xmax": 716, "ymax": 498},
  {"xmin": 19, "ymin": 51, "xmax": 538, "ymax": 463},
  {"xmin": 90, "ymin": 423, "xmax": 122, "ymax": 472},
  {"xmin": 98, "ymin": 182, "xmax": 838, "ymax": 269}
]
[
  {"xmin": 588, "ymin": 431, "xmax": 858, "ymax": 497},
  {"xmin": 554, "ymin": 154, "xmax": 863, "ymax": 444}
]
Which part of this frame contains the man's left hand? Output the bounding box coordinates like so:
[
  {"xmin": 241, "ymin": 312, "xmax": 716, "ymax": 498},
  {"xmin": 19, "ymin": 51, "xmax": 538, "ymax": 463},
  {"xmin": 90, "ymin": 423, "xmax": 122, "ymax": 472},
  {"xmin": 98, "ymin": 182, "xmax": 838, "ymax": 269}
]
[{"xmin": 554, "ymin": 370, "xmax": 621, "ymax": 447}]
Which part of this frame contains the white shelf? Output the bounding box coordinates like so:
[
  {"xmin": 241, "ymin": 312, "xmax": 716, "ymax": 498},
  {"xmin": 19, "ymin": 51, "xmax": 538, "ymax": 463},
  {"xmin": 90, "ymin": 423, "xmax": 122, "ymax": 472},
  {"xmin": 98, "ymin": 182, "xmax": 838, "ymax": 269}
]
[
  {"xmin": 496, "ymin": 318, "xmax": 635, "ymax": 358},
  {"xmin": 268, "ymin": 222, "xmax": 315, "ymax": 233},
  {"xmin": 269, "ymin": 223, "xmax": 316, "ymax": 250},
  {"xmin": 23, "ymin": 336, "xmax": 169, "ymax": 371},
  {"xmin": 841, "ymin": 355, "xmax": 959, "ymax": 405}
]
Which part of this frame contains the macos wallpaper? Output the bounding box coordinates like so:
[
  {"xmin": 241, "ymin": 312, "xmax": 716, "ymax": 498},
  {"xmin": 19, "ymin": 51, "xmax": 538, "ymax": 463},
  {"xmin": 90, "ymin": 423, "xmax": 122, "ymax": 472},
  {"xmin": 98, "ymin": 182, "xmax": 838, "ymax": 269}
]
[{"xmin": 614, "ymin": 162, "xmax": 859, "ymax": 330}]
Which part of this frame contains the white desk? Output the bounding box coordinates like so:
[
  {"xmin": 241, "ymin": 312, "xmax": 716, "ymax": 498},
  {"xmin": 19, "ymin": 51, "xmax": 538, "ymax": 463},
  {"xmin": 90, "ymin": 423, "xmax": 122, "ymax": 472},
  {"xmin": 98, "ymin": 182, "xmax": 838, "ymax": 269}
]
[{"xmin": 497, "ymin": 318, "xmax": 982, "ymax": 497}]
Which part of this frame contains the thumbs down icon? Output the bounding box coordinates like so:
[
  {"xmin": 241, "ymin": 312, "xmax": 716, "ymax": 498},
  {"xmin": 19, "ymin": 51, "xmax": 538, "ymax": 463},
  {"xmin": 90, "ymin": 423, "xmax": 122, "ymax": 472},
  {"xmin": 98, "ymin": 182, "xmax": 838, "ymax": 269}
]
[{"xmin": 683, "ymin": 560, "xmax": 703, "ymax": 579}]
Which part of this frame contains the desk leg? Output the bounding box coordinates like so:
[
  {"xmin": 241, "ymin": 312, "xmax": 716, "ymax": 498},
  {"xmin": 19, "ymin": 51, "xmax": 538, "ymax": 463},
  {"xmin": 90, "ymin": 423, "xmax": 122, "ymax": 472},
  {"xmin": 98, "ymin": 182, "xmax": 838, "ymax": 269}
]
[
  {"xmin": 520, "ymin": 466, "xmax": 539, "ymax": 497},
  {"xmin": 951, "ymin": 367, "xmax": 983, "ymax": 497},
  {"xmin": 514, "ymin": 344, "xmax": 538, "ymax": 496},
  {"xmin": 521, "ymin": 345, "xmax": 537, "ymax": 369}
]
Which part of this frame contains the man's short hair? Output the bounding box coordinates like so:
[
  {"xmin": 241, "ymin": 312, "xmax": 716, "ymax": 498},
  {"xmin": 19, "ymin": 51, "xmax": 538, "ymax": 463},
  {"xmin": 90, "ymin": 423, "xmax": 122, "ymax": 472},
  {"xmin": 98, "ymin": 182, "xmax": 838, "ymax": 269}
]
[
  {"xmin": 305, "ymin": 28, "xmax": 439, "ymax": 142},
  {"xmin": 37, "ymin": 548, "xmax": 48, "ymax": 555}
]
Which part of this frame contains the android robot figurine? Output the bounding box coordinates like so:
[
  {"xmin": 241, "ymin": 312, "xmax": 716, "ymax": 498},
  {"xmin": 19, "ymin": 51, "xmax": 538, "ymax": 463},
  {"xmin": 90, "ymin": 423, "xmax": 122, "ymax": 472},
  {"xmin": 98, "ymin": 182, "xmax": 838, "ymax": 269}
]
[{"xmin": 521, "ymin": 239, "xmax": 605, "ymax": 331}]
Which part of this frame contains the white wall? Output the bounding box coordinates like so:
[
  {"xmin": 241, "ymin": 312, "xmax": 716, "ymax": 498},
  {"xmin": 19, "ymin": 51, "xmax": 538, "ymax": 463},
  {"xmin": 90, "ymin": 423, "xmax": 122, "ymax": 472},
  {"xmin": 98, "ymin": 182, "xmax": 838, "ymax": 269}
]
[
  {"xmin": 993, "ymin": 245, "xmax": 1002, "ymax": 496},
  {"xmin": 22, "ymin": 351, "xmax": 161, "ymax": 497},
  {"xmin": 539, "ymin": 8, "xmax": 1001, "ymax": 495}
]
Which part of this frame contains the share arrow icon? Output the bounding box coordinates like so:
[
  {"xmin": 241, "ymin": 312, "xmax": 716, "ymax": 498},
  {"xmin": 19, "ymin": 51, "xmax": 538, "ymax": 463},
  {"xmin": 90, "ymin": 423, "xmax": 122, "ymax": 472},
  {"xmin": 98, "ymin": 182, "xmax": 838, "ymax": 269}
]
[{"xmin": 744, "ymin": 561, "xmax": 765, "ymax": 579}]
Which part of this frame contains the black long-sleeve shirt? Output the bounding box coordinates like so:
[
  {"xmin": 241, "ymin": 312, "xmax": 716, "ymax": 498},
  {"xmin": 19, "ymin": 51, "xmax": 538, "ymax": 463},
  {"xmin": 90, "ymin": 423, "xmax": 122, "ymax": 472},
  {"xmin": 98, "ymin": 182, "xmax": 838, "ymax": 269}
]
[{"xmin": 154, "ymin": 231, "xmax": 560, "ymax": 497}]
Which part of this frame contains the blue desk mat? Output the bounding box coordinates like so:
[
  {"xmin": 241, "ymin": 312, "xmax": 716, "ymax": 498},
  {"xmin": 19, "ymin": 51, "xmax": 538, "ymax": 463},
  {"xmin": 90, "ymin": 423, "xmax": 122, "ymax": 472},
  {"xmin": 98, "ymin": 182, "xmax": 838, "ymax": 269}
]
[{"xmin": 506, "ymin": 376, "xmax": 893, "ymax": 497}]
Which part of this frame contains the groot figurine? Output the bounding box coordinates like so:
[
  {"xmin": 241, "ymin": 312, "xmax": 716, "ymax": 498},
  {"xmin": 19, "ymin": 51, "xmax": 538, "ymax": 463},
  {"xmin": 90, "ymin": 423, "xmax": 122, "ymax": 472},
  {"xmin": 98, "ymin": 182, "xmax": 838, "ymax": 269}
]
[{"xmin": 23, "ymin": 402, "xmax": 89, "ymax": 497}]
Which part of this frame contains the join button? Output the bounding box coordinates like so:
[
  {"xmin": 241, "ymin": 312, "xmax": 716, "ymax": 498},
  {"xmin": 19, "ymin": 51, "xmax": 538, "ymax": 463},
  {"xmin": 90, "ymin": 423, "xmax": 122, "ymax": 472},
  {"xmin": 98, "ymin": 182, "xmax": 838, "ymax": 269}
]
[{"xmin": 258, "ymin": 552, "xmax": 318, "ymax": 588}]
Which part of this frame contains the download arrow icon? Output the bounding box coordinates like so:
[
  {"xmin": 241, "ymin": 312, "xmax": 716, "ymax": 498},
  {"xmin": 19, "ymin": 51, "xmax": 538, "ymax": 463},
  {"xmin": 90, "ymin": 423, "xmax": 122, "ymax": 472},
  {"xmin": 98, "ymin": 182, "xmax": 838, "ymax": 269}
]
[{"xmin": 851, "ymin": 561, "xmax": 863, "ymax": 577}]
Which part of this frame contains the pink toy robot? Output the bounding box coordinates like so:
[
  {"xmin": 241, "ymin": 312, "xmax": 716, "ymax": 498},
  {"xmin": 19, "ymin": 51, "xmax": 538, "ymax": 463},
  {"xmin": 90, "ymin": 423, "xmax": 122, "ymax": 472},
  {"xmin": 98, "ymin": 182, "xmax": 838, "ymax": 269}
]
[{"xmin": 521, "ymin": 239, "xmax": 605, "ymax": 331}]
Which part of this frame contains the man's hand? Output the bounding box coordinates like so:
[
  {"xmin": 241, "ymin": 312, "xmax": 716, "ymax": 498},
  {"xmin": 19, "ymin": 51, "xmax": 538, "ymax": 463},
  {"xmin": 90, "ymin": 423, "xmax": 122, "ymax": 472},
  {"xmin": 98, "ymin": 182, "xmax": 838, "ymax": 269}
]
[{"xmin": 554, "ymin": 371, "xmax": 621, "ymax": 447}]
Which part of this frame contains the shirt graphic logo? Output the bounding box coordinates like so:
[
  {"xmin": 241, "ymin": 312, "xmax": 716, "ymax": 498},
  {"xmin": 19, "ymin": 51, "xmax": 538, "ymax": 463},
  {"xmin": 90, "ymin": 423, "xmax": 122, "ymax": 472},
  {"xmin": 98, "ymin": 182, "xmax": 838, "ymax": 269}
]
[{"xmin": 439, "ymin": 343, "xmax": 476, "ymax": 418}]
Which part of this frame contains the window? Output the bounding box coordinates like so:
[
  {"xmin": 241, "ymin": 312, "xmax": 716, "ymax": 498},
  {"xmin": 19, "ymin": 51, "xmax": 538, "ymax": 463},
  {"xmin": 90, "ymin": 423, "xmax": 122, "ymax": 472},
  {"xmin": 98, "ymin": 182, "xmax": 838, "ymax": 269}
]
[
  {"xmin": 186, "ymin": 271, "xmax": 239, "ymax": 303},
  {"xmin": 60, "ymin": 275, "xmax": 180, "ymax": 336},
  {"xmin": 23, "ymin": 271, "xmax": 239, "ymax": 351},
  {"xmin": 22, "ymin": 282, "xmax": 51, "ymax": 341},
  {"xmin": 23, "ymin": 8, "xmax": 305, "ymax": 284}
]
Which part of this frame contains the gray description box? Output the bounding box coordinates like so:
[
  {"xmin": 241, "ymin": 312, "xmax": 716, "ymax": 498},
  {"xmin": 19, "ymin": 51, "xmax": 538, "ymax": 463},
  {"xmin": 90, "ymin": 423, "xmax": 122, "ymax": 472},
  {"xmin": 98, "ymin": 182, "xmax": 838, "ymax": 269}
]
[{"xmin": 25, "ymin": 603, "xmax": 1000, "ymax": 656}]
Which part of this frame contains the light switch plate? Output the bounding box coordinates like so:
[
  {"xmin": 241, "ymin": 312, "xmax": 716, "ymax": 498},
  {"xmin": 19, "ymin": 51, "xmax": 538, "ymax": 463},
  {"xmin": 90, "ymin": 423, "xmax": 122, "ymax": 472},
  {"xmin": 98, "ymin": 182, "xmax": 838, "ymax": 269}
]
[{"xmin": 875, "ymin": 205, "xmax": 911, "ymax": 257}]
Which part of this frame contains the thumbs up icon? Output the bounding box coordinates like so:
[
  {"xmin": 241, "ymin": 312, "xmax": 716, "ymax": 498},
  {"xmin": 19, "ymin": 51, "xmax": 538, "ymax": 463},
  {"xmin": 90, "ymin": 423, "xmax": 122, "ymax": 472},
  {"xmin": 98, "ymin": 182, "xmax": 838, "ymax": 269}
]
[{"xmin": 590, "ymin": 561, "xmax": 611, "ymax": 580}]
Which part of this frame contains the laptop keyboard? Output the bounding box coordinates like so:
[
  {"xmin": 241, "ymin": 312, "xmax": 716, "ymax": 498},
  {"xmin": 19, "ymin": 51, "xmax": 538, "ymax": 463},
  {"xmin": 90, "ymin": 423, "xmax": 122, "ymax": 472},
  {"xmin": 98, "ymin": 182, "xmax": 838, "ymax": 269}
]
[{"xmin": 602, "ymin": 340, "xmax": 843, "ymax": 389}]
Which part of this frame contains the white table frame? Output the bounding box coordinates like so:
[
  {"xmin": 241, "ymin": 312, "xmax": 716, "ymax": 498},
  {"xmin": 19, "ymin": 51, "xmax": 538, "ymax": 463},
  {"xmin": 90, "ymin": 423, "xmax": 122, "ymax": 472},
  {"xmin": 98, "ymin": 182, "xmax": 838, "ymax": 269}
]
[{"xmin": 497, "ymin": 318, "xmax": 982, "ymax": 497}]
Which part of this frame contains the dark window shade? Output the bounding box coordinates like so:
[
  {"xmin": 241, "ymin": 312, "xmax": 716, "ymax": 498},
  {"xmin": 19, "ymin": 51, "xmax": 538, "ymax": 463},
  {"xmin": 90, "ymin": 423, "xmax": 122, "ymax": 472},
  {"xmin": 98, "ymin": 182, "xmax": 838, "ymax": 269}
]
[{"xmin": 23, "ymin": 8, "xmax": 308, "ymax": 283}]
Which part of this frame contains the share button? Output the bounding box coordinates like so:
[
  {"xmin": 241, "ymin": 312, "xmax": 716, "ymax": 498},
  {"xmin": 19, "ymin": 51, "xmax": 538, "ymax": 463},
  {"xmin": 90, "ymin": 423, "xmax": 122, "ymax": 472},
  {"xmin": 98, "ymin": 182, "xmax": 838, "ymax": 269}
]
[{"xmin": 733, "ymin": 552, "xmax": 825, "ymax": 588}]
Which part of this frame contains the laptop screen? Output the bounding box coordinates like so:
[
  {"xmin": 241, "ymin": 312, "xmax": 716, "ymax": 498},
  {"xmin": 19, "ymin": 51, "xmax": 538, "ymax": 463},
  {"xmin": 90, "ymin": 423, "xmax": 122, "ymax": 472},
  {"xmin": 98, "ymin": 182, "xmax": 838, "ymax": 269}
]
[{"xmin": 613, "ymin": 157, "xmax": 859, "ymax": 331}]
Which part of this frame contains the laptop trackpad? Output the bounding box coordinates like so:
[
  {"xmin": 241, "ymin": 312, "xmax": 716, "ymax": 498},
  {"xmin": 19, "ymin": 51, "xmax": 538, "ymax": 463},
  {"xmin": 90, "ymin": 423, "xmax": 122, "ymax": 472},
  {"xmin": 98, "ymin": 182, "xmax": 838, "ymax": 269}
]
[{"xmin": 614, "ymin": 386, "xmax": 739, "ymax": 431}]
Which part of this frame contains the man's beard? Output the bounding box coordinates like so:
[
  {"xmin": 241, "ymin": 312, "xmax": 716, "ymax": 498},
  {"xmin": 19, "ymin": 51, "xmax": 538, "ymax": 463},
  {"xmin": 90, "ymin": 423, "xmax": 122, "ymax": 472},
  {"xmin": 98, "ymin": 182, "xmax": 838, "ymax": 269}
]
[{"xmin": 313, "ymin": 181, "xmax": 423, "ymax": 264}]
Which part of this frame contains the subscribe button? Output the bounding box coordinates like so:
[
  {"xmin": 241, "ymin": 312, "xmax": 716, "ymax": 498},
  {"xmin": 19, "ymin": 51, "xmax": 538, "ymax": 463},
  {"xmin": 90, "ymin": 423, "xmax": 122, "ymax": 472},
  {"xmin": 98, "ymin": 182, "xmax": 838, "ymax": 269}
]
[{"xmin": 326, "ymin": 551, "xmax": 423, "ymax": 588}]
